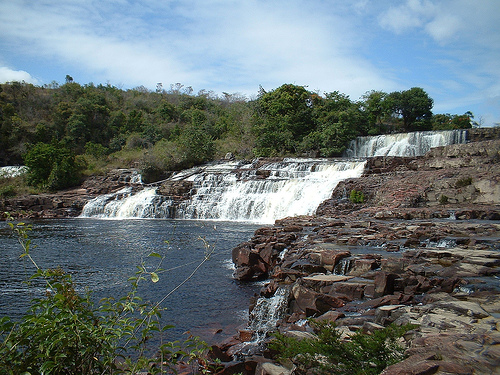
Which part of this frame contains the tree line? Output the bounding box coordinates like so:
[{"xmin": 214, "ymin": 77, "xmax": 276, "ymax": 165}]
[{"xmin": 0, "ymin": 79, "xmax": 474, "ymax": 190}]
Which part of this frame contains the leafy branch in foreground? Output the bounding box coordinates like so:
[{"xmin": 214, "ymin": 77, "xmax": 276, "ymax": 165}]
[
  {"xmin": 269, "ymin": 320, "xmax": 415, "ymax": 375},
  {"xmin": 0, "ymin": 214, "xmax": 213, "ymax": 374}
]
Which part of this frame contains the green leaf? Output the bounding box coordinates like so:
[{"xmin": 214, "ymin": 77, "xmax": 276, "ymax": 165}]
[
  {"xmin": 148, "ymin": 251, "xmax": 162, "ymax": 259},
  {"xmin": 150, "ymin": 272, "xmax": 159, "ymax": 283}
]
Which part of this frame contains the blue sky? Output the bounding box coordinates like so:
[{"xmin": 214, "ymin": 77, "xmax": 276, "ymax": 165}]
[{"xmin": 0, "ymin": 0, "xmax": 499, "ymax": 126}]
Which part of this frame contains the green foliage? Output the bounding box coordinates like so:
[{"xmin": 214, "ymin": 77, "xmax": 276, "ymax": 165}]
[
  {"xmin": 455, "ymin": 177, "xmax": 472, "ymax": 188},
  {"xmin": 432, "ymin": 112, "xmax": 473, "ymax": 130},
  {"xmin": 85, "ymin": 141, "xmax": 109, "ymax": 158},
  {"xmin": 349, "ymin": 189, "xmax": 365, "ymax": 204},
  {"xmin": 0, "ymin": 184, "xmax": 16, "ymax": 198},
  {"xmin": 254, "ymin": 84, "xmax": 315, "ymax": 155},
  {"xmin": 439, "ymin": 194, "xmax": 449, "ymax": 205},
  {"xmin": 389, "ymin": 87, "xmax": 433, "ymax": 131},
  {"xmin": 176, "ymin": 124, "xmax": 216, "ymax": 167},
  {"xmin": 24, "ymin": 142, "xmax": 83, "ymax": 190},
  {"xmin": 269, "ymin": 321, "xmax": 414, "ymax": 375},
  {"xmin": 0, "ymin": 216, "xmax": 211, "ymax": 374}
]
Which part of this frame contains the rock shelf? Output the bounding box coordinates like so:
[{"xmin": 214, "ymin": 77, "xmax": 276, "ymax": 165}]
[{"xmin": 223, "ymin": 138, "xmax": 500, "ymax": 374}]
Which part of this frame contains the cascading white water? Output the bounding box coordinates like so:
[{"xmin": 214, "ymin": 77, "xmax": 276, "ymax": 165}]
[
  {"xmin": 248, "ymin": 286, "xmax": 290, "ymax": 340},
  {"xmin": 177, "ymin": 159, "xmax": 367, "ymax": 223},
  {"xmin": 334, "ymin": 257, "xmax": 354, "ymax": 275},
  {"xmin": 0, "ymin": 166, "xmax": 28, "ymax": 179},
  {"xmin": 80, "ymin": 158, "xmax": 367, "ymax": 223},
  {"xmin": 80, "ymin": 130, "xmax": 467, "ymax": 222},
  {"xmin": 80, "ymin": 187, "xmax": 172, "ymax": 219},
  {"xmin": 345, "ymin": 129, "xmax": 467, "ymax": 158}
]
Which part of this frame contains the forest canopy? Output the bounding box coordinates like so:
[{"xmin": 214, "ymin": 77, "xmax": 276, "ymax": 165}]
[{"xmin": 0, "ymin": 80, "xmax": 474, "ymax": 189}]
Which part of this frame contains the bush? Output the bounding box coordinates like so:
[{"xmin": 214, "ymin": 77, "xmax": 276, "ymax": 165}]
[
  {"xmin": 455, "ymin": 177, "xmax": 472, "ymax": 188},
  {"xmin": 24, "ymin": 142, "xmax": 83, "ymax": 190},
  {"xmin": 269, "ymin": 321, "xmax": 415, "ymax": 375},
  {"xmin": 349, "ymin": 189, "xmax": 365, "ymax": 204},
  {"xmin": 439, "ymin": 194, "xmax": 449, "ymax": 205},
  {"xmin": 0, "ymin": 183, "xmax": 16, "ymax": 198}
]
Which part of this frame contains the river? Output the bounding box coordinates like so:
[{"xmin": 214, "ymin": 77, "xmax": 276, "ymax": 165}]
[{"xmin": 0, "ymin": 218, "xmax": 261, "ymax": 343}]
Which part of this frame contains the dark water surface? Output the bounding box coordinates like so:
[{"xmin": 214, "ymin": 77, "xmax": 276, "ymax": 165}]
[{"xmin": 0, "ymin": 218, "xmax": 261, "ymax": 343}]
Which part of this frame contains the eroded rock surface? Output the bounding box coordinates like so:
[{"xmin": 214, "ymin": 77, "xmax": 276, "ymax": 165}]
[{"xmin": 224, "ymin": 137, "xmax": 500, "ymax": 374}]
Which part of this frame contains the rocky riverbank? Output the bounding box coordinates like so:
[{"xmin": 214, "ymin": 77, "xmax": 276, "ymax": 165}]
[
  {"xmin": 217, "ymin": 138, "xmax": 500, "ymax": 374},
  {"xmin": 1, "ymin": 130, "xmax": 499, "ymax": 373}
]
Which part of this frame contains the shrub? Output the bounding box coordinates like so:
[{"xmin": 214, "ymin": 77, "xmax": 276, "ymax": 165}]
[
  {"xmin": 0, "ymin": 183, "xmax": 16, "ymax": 198},
  {"xmin": 439, "ymin": 194, "xmax": 449, "ymax": 205},
  {"xmin": 455, "ymin": 177, "xmax": 472, "ymax": 188},
  {"xmin": 24, "ymin": 142, "xmax": 83, "ymax": 190},
  {"xmin": 349, "ymin": 189, "xmax": 365, "ymax": 204},
  {"xmin": 269, "ymin": 321, "xmax": 415, "ymax": 375}
]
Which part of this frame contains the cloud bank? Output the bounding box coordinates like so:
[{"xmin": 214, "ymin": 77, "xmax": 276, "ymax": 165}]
[{"xmin": 0, "ymin": 0, "xmax": 498, "ymax": 124}]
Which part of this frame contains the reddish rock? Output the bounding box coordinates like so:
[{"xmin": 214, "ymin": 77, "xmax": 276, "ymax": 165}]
[
  {"xmin": 314, "ymin": 310, "xmax": 345, "ymax": 323},
  {"xmin": 374, "ymin": 272, "xmax": 398, "ymax": 297},
  {"xmin": 380, "ymin": 354, "xmax": 440, "ymax": 375}
]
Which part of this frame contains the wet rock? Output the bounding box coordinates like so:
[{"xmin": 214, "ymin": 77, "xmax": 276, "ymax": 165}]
[
  {"xmin": 291, "ymin": 284, "xmax": 345, "ymax": 316},
  {"xmin": 313, "ymin": 310, "xmax": 345, "ymax": 323},
  {"xmin": 374, "ymin": 272, "xmax": 398, "ymax": 297}
]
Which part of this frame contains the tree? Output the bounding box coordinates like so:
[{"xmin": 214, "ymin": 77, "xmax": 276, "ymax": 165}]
[
  {"xmin": 431, "ymin": 112, "xmax": 473, "ymax": 130},
  {"xmin": 24, "ymin": 142, "xmax": 83, "ymax": 190},
  {"xmin": 360, "ymin": 90, "xmax": 392, "ymax": 134},
  {"xmin": 176, "ymin": 124, "xmax": 216, "ymax": 168},
  {"xmin": 303, "ymin": 91, "xmax": 362, "ymax": 156},
  {"xmin": 254, "ymin": 84, "xmax": 315, "ymax": 155},
  {"xmin": 389, "ymin": 87, "xmax": 433, "ymax": 131}
]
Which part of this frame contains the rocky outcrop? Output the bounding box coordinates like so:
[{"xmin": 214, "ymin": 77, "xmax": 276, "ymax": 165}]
[
  {"xmin": 222, "ymin": 138, "xmax": 500, "ymax": 374},
  {"xmin": 0, "ymin": 169, "xmax": 142, "ymax": 219}
]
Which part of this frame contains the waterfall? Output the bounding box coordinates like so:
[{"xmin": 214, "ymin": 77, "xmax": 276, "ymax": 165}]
[
  {"xmin": 81, "ymin": 158, "xmax": 367, "ymax": 223},
  {"xmin": 177, "ymin": 159, "xmax": 366, "ymax": 223},
  {"xmin": 0, "ymin": 166, "xmax": 28, "ymax": 179},
  {"xmin": 80, "ymin": 130, "xmax": 467, "ymax": 222},
  {"xmin": 80, "ymin": 187, "xmax": 172, "ymax": 219},
  {"xmin": 334, "ymin": 257, "xmax": 354, "ymax": 275},
  {"xmin": 248, "ymin": 286, "xmax": 290, "ymax": 340},
  {"xmin": 345, "ymin": 129, "xmax": 467, "ymax": 158}
]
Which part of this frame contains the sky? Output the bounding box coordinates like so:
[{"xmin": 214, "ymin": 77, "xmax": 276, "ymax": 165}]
[{"xmin": 0, "ymin": 0, "xmax": 499, "ymax": 126}]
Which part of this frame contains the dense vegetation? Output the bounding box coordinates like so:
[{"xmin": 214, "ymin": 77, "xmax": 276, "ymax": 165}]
[
  {"xmin": 269, "ymin": 321, "xmax": 415, "ymax": 375},
  {"xmin": 0, "ymin": 79, "xmax": 474, "ymax": 190}
]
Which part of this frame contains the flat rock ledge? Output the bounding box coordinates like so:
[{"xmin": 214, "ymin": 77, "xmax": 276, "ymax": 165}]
[
  {"xmin": 217, "ymin": 214, "xmax": 500, "ymax": 374},
  {"xmin": 215, "ymin": 138, "xmax": 500, "ymax": 375}
]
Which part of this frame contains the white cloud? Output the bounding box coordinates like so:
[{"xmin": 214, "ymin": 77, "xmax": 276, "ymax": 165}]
[
  {"xmin": 424, "ymin": 14, "xmax": 461, "ymax": 43},
  {"xmin": 378, "ymin": 0, "xmax": 500, "ymax": 46},
  {"xmin": 0, "ymin": 0, "xmax": 498, "ymax": 124},
  {"xmin": 378, "ymin": 0, "xmax": 434, "ymax": 34},
  {"xmin": 0, "ymin": 67, "xmax": 38, "ymax": 84},
  {"xmin": 0, "ymin": 0, "xmax": 399, "ymax": 98}
]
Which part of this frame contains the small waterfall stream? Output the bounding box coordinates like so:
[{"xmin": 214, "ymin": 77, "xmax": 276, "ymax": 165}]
[
  {"xmin": 334, "ymin": 257, "xmax": 354, "ymax": 275},
  {"xmin": 235, "ymin": 286, "xmax": 290, "ymax": 357},
  {"xmin": 248, "ymin": 286, "xmax": 290, "ymax": 340}
]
